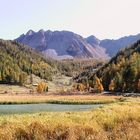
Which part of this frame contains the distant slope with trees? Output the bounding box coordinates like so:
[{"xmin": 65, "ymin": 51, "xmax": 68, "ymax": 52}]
[
  {"xmin": 77, "ymin": 39, "xmax": 140, "ymax": 93},
  {"xmin": 94, "ymin": 39, "xmax": 140, "ymax": 93},
  {"xmin": 0, "ymin": 39, "xmax": 54, "ymax": 85},
  {"xmin": 0, "ymin": 39, "xmax": 103, "ymax": 87}
]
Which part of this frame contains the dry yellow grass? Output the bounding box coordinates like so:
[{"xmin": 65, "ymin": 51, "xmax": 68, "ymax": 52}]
[
  {"xmin": 0, "ymin": 85, "xmax": 30, "ymax": 94},
  {"xmin": 0, "ymin": 94, "xmax": 125, "ymax": 104},
  {"xmin": 0, "ymin": 100, "xmax": 139, "ymax": 140}
]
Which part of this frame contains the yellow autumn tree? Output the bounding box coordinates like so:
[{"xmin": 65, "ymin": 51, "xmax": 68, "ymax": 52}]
[
  {"xmin": 37, "ymin": 82, "xmax": 48, "ymax": 93},
  {"xmin": 72, "ymin": 83, "xmax": 86, "ymax": 92},
  {"xmin": 109, "ymin": 80, "xmax": 115, "ymax": 91},
  {"xmin": 94, "ymin": 76, "xmax": 104, "ymax": 93},
  {"xmin": 78, "ymin": 83, "xmax": 86, "ymax": 91}
]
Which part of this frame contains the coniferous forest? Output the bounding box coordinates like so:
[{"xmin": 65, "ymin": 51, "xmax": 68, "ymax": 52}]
[
  {"xmin": 88, "ymin": 40, "xmax": 140, "ymax": 93},
  {"xmin": 0, "ymin": 39, "xmax": 53, "ymax": 84}
]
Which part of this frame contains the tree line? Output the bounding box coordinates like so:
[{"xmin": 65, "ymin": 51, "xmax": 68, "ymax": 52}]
[
  {"xmin": 76, "ymin": 40, "xmax": 140, "ymax": 93},
  {"xmin": 0, "ymin": 40, "xmax": 53, "ymax": 85}
]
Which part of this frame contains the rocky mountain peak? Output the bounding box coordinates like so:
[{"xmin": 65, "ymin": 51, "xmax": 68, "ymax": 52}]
[
  {"xmin": 86, "ymin": 35, "xmax": 100, "ymax": 46},
  {"xmin": 16, "ymin": 29, "xmax": 109, "ymax": 60},
  {"xmin": 26, "ymin": 30, "xmax": 35, "ymax": 36}
]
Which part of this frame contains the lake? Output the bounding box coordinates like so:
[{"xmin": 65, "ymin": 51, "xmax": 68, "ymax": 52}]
[{"xmin": 0, "ymin": 103, "xmax": 103, "ymax": 114}]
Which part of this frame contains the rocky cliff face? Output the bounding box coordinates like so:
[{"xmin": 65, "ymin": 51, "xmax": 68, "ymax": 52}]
[
  {"xmin": 16, "ymin": 30, "xmax": 109, "ymax": 60},
  {"xmin": 16, "ymin": 29, "xmax": 140, "ymax": 59}
]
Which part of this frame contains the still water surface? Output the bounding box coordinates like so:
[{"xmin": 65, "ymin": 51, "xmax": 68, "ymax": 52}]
[{"xmin": 0, "ymin": 103, "xmax": 103, "ymax": 114}]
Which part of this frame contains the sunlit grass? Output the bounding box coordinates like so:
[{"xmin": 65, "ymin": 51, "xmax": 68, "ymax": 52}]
[
  {"xmin": 0, "ymin": 94, "xmax": 126, "ymax": 104},
  {"xmin": 0, "ymin": 98, "xmax": 139, "ymax": 140}
]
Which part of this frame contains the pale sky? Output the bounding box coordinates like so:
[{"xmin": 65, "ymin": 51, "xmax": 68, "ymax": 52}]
[{"xmin": 0, "ymin": 0, "xmax": 140, "ymax": 40}]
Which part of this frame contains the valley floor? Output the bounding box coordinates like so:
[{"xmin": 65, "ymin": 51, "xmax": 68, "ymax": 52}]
[
  {"xmin": 0, "ymin": 83, "xmax": 126, "ymax": 105},
  {"xmin": 0, "ymin": 74, "xmax": 73, "ymax": 94},
  {"xmin": 0, "ymin": 84, "xmax": 140, "ymax": 140}
]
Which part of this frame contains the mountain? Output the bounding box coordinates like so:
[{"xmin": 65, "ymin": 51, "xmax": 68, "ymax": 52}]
[
  {"xmin": 16, "ymin": 30, "xmax": 109, "ymax": 60},
  {"xmin": 100, "ymin": 34, "xmax": 140, "ymax": 57},
  {"xmin": 86, "ymin": 34, "xmax": 140, "ymax": 57},
  {"xmin": 16, "ymin": 29, "xmax": 140, "ymax": 59},
  {"xmin": 86, "ymin": 35, "xmax": 108, "ymax": 58},
  {"xmin": 86, "ymin": 35, "xmax": 100, "ymax": 46},
  {"xmin": 0, "ymin": 39, "xmax": 54, "ymax": 84},
  {"xmin": 88, "ymin": 39, "xmax": 140, "ymax": 93}
]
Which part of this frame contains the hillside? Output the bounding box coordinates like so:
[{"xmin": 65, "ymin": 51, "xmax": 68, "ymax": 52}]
[
  {"xmin": 75, "ymin": 39, "xmax": 140, "ymax": 93},
  {"xmin": 16, "ymin": 30, "xmax": 109, "ymax": 60},
  {"xmin": 91, "ymin": 39, "xmax": 140, "ymax": 93},
  {"xmin": 0, "ymin": 39, "xmax": 54, "ymax": 84}
]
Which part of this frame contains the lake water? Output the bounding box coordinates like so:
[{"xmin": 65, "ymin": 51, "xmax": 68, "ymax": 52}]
[{"xmin": 0, "ymin": 104, "xmax": 103, "ymax": 115}]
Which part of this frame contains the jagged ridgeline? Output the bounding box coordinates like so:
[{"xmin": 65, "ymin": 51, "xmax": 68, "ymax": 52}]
[
  {"xmin": 0, "ymin": 39, "xmax": 54, "ymax": 84},
  {"xmin": 94, "ymin": 39, "xmax": 140, "ymax": 92}
]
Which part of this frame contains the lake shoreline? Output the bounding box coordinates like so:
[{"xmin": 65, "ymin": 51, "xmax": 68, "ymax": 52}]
[{"xmin": 0, "ymin": 94, "xmax": 126, "ymax": 105}]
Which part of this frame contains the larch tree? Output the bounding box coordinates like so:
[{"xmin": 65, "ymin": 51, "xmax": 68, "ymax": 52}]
[
  {"xmin": 94, "ymin": 76, "xmax": 104, "ymax": 93},
  {"xmin": 109, "ymin": 80, "xmax": 115, "ymax": 91}
]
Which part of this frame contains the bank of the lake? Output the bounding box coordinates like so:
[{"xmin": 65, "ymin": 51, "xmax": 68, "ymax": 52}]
[{"xmin": 0, "ymin": 100, "xmax": 139, "ymax": 140}]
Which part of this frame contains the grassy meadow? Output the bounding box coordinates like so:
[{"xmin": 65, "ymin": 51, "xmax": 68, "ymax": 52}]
[
  {"xmin": 0, "ymin": 85, "xmax": 139, "ymax": 140},
  {"xmin": 0, "ymin": 99, "xmax": 139, "ymax": 140},
  {"xmin": 0, "ymin": 94, "xmax": 125, "ymax": 105}
]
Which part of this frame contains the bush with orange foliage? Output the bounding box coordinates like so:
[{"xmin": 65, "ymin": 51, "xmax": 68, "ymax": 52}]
[
  {"xmin": 94, "ymin": 76, "xmax": 104, "ymax": 93},
  {"xmin": 37, "ymin": 82, "xmax": 48, "ymax": 93}
]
